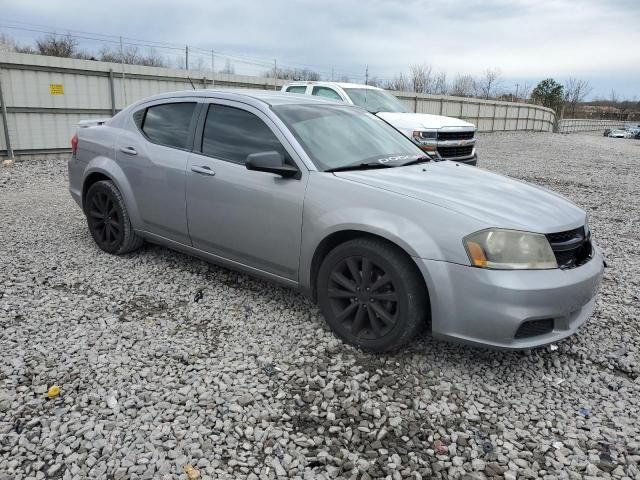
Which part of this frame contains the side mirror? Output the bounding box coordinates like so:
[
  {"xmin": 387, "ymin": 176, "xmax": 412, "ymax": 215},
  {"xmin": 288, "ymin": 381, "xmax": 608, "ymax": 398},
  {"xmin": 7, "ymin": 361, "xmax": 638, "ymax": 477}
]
[{"xmin": 245, "ymin": 151, "xmax": 299, "ymax": 178}]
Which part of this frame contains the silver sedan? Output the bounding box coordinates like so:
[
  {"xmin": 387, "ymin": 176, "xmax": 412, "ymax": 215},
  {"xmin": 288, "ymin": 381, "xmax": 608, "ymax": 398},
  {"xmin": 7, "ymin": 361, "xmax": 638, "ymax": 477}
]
[{"xmin": 68, "ymin": 90, "xmax": 604, "ymax": 351}]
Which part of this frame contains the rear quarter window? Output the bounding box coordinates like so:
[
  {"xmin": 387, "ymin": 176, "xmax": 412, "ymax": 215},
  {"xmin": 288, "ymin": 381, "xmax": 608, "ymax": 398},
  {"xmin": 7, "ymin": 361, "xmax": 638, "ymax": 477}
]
[
  {"xmin": 286, "ymin": 86, "xmax": 307, "ymax": 94},
  {"xmin": 137, "ymin": 102, "xmax": 197, "ymax": 149}
]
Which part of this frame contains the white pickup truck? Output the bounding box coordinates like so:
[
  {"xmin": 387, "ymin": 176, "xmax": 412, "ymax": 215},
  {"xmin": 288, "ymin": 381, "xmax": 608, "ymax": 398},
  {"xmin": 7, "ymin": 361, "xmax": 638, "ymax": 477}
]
[{"xmin": 282, "ymin": 81, "xmax": 478, "ymax": 165}]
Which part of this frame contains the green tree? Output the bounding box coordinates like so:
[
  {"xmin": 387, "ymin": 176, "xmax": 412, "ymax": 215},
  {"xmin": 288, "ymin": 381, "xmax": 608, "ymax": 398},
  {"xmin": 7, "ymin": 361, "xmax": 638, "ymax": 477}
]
[{"xmin": 530, "ymin": 78, "xmax": 564, "ymax": 113}]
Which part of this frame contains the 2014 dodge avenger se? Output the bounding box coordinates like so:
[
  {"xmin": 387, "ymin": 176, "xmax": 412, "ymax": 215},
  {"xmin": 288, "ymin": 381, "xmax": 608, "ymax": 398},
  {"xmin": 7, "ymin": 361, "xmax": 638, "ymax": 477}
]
[{"xmin": 68, "ymin": 90, "xmax": 604, "ymax": 352}]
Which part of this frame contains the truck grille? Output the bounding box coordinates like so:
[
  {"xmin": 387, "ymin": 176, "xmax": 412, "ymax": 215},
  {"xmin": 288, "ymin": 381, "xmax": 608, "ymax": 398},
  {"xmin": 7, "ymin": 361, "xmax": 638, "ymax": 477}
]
[
  {"xmin": 437, "ymin": 131, "xmax": 475, "ymax": 141},
  {"xmin": 546, "ymin": 226, "xmax": 592, "ymax": 269},
  {"xmin": 437, "ymin": 145, "xmax": 474, "ymax": 158}
]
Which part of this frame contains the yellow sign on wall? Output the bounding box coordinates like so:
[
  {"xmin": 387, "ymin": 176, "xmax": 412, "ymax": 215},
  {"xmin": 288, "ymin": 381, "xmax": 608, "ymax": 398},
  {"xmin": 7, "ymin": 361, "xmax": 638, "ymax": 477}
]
[{"xmin": 49, "ymin": 84, "xmax": 64, "ymax": 95}]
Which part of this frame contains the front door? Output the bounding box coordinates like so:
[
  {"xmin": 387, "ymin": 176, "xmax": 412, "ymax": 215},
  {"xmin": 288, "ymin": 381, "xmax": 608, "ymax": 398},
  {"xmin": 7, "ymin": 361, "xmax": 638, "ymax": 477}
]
[{"xmin": 186, "ymin": 101, "xmax": 307, "ymax": 280}]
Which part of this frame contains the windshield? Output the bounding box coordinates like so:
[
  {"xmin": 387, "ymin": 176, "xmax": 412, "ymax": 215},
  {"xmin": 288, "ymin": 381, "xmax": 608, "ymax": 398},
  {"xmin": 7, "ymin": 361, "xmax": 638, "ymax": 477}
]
[
  {"xmin": 273, "ymin": 104, "xmax": 424, "ymax": 171},
  {"xmin": 343, "ymin": 88, "xmax": 408, "ymax": 113}
]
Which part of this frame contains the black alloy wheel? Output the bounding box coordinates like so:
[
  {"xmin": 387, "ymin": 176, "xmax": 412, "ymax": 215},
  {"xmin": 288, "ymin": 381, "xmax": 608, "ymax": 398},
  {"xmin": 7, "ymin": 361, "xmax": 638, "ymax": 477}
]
[
  {"xmin": 85, "ymin": 180, "xmax": 143, "ymax": 254},
  {"xmin": 87, "ymin": 190, "xmax": 123, "ymax": 251},
  {"xmin": 327, "ymin": 255, "xmax": 399, "ymax": 340},
  {"xmin": 317, "ymin": 237, "xmax": 428, "ymax": 352}
]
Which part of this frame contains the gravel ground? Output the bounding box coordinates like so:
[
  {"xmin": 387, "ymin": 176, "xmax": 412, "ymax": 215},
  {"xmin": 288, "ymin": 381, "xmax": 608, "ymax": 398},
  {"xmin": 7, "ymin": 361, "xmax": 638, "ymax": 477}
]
[{"xmin": 1, "ymin": 132, "xmax": 639, "ymax": 480}]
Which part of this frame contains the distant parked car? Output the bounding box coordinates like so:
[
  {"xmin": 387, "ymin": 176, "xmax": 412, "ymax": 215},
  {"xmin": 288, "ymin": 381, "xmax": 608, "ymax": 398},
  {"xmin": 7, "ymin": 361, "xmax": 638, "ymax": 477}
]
[
  {"xmin": 609, "ymin": 129, "xmax": 630, "ymax": 138},
  {"xmin": 68, "ymin": 89, "xmax": 604, "ymax": 352},
  {"xmin": 282, "ymin": 81, "xmax": 478, "ymax": 165}
]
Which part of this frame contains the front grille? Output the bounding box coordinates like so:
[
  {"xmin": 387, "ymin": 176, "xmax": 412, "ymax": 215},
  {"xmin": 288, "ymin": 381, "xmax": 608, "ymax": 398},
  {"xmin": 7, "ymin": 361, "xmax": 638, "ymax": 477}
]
[
  {"xmin": 515, "ymin": 318, "xmax": 554, "ymax": 339},
  {"xmin": 546, "ymin": 226, "xmax": 592, "ymax": 269},
  {"xmin": 437, "ymin": 145, "xmax": 474, "ymax": 158},
  {"xmin": 437, "ymin": 131, "xmax": 475, "ymax": 141}
]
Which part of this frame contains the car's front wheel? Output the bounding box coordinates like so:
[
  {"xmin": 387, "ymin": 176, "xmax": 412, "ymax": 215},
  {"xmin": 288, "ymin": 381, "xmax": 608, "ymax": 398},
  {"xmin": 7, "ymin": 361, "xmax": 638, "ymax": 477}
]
[
  {"xmin": 317, "ymin": 237, "xmax": 428, "ymax": 352},
  {"xmin": 85, "ymin": 180, "xmax": 143, "ymax": 255}
]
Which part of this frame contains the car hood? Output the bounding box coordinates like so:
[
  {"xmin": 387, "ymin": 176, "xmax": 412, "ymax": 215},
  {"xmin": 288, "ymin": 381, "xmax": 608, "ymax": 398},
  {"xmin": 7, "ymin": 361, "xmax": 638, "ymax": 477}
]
[
  {"xmin": 376, "ymin": 112, "xmax": 475, "ymax": 132},
  {"xmin": 334, "ymin": 162, "xmax": 585, "ymax": 233}
]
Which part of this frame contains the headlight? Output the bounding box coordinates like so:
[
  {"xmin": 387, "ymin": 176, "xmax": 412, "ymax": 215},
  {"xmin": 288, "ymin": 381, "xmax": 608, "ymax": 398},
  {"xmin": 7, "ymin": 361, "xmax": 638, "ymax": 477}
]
[
  {"xmin": 412, "ymin": 130, "xmax": 437, "ymax": 151},
  {"xmin": 463, "ymin": 229, "xmax": 557, "ymax": 270}
]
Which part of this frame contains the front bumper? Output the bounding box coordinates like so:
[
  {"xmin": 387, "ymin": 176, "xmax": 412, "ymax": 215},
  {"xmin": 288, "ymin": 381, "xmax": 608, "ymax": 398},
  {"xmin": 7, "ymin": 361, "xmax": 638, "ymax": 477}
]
[{"xmin": 415, "ymin": 248, "xmax": 604, "ymax": 350}]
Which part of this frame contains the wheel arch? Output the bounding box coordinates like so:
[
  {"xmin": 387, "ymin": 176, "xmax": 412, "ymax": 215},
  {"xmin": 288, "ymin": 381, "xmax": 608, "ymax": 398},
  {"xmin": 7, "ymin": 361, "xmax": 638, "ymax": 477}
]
[
  {"xmin": 307, "ymin": 229, "xmax": 429, "ymax": 307},
  {"xmin": 81, "ymin": 158, "xmax": 142, "ymax": 229}
]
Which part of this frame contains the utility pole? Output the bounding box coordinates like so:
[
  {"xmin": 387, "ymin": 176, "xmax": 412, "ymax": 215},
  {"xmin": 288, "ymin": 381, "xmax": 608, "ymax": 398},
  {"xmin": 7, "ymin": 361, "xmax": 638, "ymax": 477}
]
[
  {"xmin": 331, "ymin": 68, "xmax": 334, "ymax": 82},
  {"xmin": 515, "ymin": 83, "xmax": 519, "ymax": 101},
  {"xmin": 273, "ymin": 58, "xmax": 277, "ymax": 90},
  {"xmin": 119, "ymin": 36, "xmax": 127, "ymax": 107},
  {"xmin": 365, "ymin": 65, "xmax": 369, "ymax": 86},
  {"xmin": 211, "ymin": 50, "xmax": 215, "ymax": 88},
  {"xmin": 0, "ymin": 74, "xmax": 14, "ymax": 161},
  {"xmin": 185, "ymin": 45, "xmax": 189, "ymax": 71}
]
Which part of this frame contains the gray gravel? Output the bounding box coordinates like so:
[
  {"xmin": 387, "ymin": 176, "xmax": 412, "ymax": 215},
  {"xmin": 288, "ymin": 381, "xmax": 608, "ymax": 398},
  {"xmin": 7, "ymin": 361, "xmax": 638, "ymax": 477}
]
[{"xmin": 1, "ymin": 131, "xmax": 639, "ymax": 480}]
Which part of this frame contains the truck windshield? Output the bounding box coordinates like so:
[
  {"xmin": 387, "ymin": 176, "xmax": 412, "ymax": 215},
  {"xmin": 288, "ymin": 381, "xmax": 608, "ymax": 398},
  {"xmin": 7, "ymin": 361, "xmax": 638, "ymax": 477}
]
[
  {"xmin": 342, "ymin": 88, "xmax": 408, "ymax": 113},
  {"xmin": 273, "ymin": 104, "xmax": 423, "ymax": 171}
]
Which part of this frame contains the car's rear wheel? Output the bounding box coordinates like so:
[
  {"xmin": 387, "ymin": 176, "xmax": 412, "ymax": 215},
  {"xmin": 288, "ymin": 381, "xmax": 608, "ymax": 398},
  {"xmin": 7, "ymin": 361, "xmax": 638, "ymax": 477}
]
[
  {"xmin": 85, "ymin": 180, "xmax": 142, "ymax": 254},
  {"xmin": 317, "ymin": 237, "xmax": 428, "ymax": 352}
]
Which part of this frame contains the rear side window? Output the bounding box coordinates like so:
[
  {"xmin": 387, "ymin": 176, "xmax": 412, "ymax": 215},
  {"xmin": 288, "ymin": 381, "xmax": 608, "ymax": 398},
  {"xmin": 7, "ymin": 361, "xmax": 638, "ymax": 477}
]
[
  {"xmin": 140, "ymin": 102, "xmax": 196, "ymax": 149},
  {"xmin": 312, "ymin": 86, "xmax": 342, "ymax": 101},
  {"xmin": 201, "ymin": 104, "xmax": 288, "ymax": 164},
  {"xmin": 286, "ymin": 86, "xmax": 307, "ymax": 94}
]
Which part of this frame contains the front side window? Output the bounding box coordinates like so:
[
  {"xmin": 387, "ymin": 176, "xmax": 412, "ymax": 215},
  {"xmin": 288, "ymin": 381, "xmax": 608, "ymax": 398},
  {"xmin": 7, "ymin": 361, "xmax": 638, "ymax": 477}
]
[
  {"xmin": 286, "ymin": 86, "xmax": 307, "ymax": 94},
  {"xmin": 273, "ymin": 104, "xmax": 423, "ymax": 171},
  {"xmin": 201, "ymin": 104, "xmax": 288, "ymax": 164},
  {"xmin": 342, "ymin": 88, "xmax": 407, "ymax": 113},
  {"xmin": 311, "ymin": 86, "xmax": 343, "ymax": 101},
  {"xmin": 140, "ymin": 102, "xmax": 196, "ymax": 149}
]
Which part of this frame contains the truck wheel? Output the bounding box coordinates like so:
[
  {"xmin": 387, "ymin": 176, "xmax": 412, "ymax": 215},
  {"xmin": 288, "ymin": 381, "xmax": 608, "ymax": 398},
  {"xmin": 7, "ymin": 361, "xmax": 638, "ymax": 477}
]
[
  {"xmin": 317, "ymin": 237, "xmax": 428, "ymax": 352},
  {"xmin": 85, "ymin": 180, "xmax": 143, "ymax": 255}
]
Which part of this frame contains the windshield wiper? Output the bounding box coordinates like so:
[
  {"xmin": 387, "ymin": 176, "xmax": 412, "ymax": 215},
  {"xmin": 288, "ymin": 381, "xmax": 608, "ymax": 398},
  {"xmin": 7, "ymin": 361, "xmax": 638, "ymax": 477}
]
[
  {"xmin": 325, "ymin": 162, "xmax": 394, "ymax": 173},
  {"xmin": 400, "ymin": 155, "xmax": 432, "ymax": 167}
]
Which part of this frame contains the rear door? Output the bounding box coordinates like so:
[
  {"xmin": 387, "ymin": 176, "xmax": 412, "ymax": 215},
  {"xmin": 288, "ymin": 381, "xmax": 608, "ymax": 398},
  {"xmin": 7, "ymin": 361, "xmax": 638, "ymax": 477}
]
[
  {"xmin": 116, "ymin": 99, "xmax": 200, "ymax": 244},
  {"xmin": 186, "ymin": 100, "xmax": 308, "ymax": 280}
]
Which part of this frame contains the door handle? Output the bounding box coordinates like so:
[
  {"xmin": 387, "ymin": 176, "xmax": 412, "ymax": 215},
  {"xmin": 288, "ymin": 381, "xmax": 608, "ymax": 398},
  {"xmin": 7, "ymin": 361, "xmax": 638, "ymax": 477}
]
[
  {"xmin": 120, "ymin": 146, "xmax": 137, "ymax": 155},
  {"xmin": 191, "ymin": 165, "xmax": 216, "ymax": 176}
]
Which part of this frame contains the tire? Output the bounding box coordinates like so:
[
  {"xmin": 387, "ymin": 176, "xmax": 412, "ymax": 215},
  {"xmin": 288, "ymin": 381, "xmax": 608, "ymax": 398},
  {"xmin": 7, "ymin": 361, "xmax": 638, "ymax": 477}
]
[
  {"xmin": 84, "ymin": 180, "xmax": 143, "ymax": 255},
  {"xmin": 317, "ymin": 237, "xmax": 428, "ymax": 352}
]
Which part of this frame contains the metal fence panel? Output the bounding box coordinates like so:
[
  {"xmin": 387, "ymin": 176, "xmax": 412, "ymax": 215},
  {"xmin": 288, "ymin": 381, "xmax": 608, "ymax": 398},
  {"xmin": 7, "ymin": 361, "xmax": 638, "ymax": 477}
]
[{"xmin": 1, "ymin": 51, "xmax": 558, "ymax": 158}]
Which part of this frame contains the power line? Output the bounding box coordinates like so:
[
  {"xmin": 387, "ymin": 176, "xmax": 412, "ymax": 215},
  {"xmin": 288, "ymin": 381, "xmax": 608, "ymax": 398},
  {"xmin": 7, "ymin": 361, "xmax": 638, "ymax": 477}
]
[{"xmin": 0, "ymin": 21, "xmax": 378, "ymax": 81}]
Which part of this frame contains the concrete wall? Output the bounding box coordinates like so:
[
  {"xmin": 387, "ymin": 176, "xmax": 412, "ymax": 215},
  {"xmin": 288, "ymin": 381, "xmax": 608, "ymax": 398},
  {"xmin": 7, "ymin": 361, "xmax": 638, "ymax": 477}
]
[{"xmin": 0, "ymin": 51, "xmax": 557, "ymax": 158}]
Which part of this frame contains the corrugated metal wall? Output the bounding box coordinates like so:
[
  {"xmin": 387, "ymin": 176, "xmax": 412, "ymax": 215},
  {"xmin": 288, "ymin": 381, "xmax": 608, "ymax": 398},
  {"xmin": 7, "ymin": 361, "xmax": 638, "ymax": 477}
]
[{"xmin": 0, "ymin": 51, "xmax": 556, "ymax": 158}]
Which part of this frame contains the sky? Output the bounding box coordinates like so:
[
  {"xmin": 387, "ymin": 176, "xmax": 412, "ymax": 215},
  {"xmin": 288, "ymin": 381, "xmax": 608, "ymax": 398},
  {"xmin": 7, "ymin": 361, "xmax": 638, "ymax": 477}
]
[{"xmin": 1, "ymin": 0, "xmax": 639, "ymax": 100}]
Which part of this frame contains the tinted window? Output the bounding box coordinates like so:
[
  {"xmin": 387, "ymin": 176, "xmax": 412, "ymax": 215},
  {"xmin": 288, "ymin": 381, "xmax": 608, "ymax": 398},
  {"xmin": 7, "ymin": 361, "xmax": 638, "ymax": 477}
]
[
  {"xmin": 201, "ymin": 105, "xmax": 288, "ymax": 164},
  {"xmin": 286, "ymin": 86, "xmax": 307, "ymax": 94},
  {"xmin": 132, "ymin": 109, "xmax": 145, "ymax": 128},
  {"xmin": 141, "ymin": 102, "xmax": 196, "ymax": 149},
  {"xmin": 311, "ymin": 86, "xmax": 342, "ymax": 101}
]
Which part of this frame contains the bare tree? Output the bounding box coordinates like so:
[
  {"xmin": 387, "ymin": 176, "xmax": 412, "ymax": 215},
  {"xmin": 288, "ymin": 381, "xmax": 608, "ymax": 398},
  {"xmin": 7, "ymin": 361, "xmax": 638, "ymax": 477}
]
[
  {"xmin": 433, "ymin": 72, "xmax": 448, "ymax": 95},
  {"xmin": 409, "ymin": 64, "xmax": 433, "ymax": 94},
  {"xmin": 220, "ymin": 60, "xmax": 235, "ymax": 75},
  {"xmin": 609, "ymin": 90, "xmax": 618, "ymax": 106},
  {"xmin": 449, "ymin": 75, "xmax": 477, "ymax": 97},
  {"xmin": 36, "ymin": 33, "xmax": 78, "ymax": 58},
  {"xmin": 478, "ymin": 68, "xmax": 501, "ymax": 99},
  {"xmin": 384, "ymin": 73, "xmax": 409, "ymax": 91},
  {"xmin": 0, "ymin": 33, "xmax": 17, "ymax": 52},
  {"xmin": 563, "ymin": 78, "xmax": 592, "ymax": 117},
  {"xmin": 265, "ymin": 67, "xmax": 320, "ymax": 81},
  {"xmin": 98, "ymin": 46, "xmax": 165, "ymax": 67}
]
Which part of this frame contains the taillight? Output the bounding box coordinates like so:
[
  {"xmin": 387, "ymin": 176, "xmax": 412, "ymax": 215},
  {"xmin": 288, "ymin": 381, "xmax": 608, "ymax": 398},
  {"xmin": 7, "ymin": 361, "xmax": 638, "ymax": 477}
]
[{"xmin": 71, "ymin": 134, "xmax": 78, "ymax": 155}]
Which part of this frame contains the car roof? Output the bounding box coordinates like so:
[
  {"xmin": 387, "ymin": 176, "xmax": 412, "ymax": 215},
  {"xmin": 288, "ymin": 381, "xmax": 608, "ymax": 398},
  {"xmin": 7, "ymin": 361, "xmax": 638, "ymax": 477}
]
[
  {"xmin": 284, "ymin": 81, "xmax": 383, "ymax": 91},
  {"xmin": 129, "ymin": 88, "xmax": 345, "ymax": 109}
]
